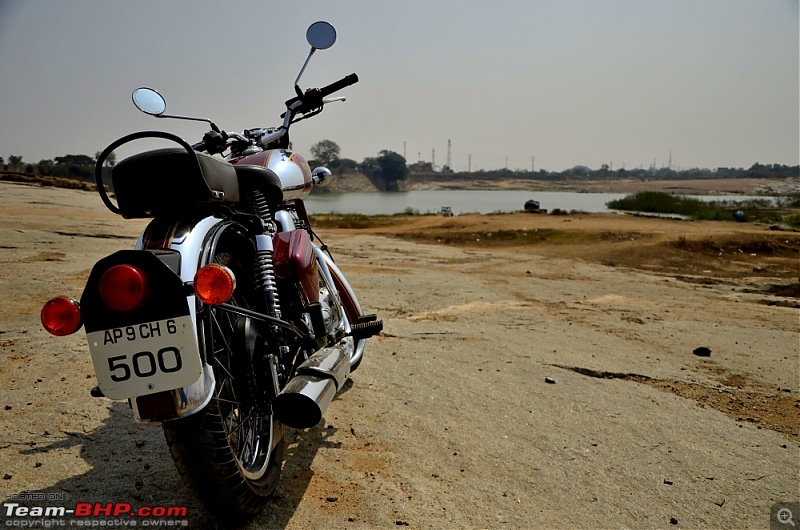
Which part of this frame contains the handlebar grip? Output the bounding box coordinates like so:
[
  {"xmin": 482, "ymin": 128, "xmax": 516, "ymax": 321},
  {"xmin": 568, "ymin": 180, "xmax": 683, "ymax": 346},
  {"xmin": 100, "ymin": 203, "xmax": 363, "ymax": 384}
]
[
  {"xmin": 318, "ymin": 73, "xmax": 359, "ymax": 98},
  {"xmin": 191, "ymin": 141, "xmax": 207, "ymax": 152}
]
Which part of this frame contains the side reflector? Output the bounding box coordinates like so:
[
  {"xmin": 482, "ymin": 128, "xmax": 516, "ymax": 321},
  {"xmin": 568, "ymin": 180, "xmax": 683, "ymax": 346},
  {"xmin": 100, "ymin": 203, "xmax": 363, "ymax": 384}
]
[
  {"xmin": 99, "ymin": 264, "xmax": 150, "ymax": 312},
  {"xmin": 194, "ymin": 264, "xmax": 236, "ymax": 305},
  {"xmin": 41, "ymin": 297, "xmax": 82, "ymax": 336}
]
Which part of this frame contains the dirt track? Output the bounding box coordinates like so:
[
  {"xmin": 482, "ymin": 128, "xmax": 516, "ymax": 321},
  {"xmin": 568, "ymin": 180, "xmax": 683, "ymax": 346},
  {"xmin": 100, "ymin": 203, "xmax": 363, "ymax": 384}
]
[{"xmin": 0, "ymin": 180, "xmax": 798, "ymax": 529}]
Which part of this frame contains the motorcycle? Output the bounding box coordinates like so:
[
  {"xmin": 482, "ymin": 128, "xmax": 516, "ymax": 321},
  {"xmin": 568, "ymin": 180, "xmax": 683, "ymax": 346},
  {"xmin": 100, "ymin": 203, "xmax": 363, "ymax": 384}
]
[{"xmin": 40, "ymin": 21, "xmax": 381, "ymax": 522}]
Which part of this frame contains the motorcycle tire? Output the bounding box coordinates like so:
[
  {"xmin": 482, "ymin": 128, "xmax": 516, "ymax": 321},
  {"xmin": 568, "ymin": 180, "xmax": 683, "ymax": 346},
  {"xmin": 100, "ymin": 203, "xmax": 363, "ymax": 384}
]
[{"xmin": 163, "ymin": 224, "xmax": 284, "ymax": 523}]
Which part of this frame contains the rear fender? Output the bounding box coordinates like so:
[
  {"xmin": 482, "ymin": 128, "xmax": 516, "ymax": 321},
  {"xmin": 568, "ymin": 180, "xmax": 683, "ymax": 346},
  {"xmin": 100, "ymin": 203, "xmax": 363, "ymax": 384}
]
[{"xmin": 124, "ymin": 215, "xmax": 229, "ymax": 422}]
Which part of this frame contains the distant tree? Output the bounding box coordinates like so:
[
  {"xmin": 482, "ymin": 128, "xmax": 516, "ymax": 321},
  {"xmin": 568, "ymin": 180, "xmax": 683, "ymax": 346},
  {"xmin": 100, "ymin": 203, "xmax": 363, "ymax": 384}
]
[
  {"xmin": 564, "ymin": 165, "xmax": 591, "ymax": 177},
  {"xmin": 55, "ymin": 154, "xmax": 94, "ymax": 167},
  {"xmin": 337, "ymin": 158, "xmax": 358, "ymax": 170},
  {"xmin": 0, "ymin": 156, "xmax": 4, "ymax": 166},
  {"xmin": 310, "ymin": 139, "xmax": 340, "ymax": 167},
  {"xmin": 36, "ymin": 159, "xmax": 55, "ymax": 176},
  {"xmin": 54, "ymin": 154, "xmax": 95, "ymax": 180},
  {"xmin": 376, "ymin": 150, "xmax": 407, "ymax": 191},
  {"xmin": 8, "ymin": 155, "xmax": 22, "ymax": 170},
  {"xmin": 359, "ymin": 156, "xmax": 380, "ymax": 177},
  {"xmin": 96, "ymin": 151, "xmax": 116, "ymax": 166}
]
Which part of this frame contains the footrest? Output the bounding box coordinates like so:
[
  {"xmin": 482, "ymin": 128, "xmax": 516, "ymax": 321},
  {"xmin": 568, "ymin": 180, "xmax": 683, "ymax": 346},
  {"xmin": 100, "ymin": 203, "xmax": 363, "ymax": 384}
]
[{"xmin": 350, "ymin": 319, "xmax": 383, "ymax": 340}]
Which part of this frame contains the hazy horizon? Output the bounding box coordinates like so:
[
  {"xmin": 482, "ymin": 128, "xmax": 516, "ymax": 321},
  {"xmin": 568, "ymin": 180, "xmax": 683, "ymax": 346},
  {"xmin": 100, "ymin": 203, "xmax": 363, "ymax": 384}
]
[{"xmin": 0, "ymin": 0, "xmax": 797, "ymax": 173}]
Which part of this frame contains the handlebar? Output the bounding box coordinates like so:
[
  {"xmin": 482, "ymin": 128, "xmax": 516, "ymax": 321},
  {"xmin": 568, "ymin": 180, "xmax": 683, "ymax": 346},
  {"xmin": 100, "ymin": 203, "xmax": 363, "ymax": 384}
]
[
  {"xmin": 319, "ymin": 73, "xmax": 359, "ymax": 98},
  {"xmin": 284, "ymin": 73, "xmax": 359, "ymax": 117},
  {"xmin": 193, "ymin": 73, "xmax": 359, "ymax": 153}
]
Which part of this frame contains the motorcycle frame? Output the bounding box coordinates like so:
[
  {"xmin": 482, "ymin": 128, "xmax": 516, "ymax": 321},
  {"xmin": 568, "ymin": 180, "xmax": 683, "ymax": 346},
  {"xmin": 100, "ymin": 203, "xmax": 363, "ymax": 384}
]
[{"xmin": 125, "ymin": 208, "xmax": 364, "ymax": 423}]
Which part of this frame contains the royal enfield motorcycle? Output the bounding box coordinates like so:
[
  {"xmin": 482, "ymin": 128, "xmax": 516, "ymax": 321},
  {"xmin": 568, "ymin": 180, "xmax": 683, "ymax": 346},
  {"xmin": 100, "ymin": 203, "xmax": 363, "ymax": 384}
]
[{"xmin": 40, "ymin": 21, "xmax": 381, "ymax": 522}]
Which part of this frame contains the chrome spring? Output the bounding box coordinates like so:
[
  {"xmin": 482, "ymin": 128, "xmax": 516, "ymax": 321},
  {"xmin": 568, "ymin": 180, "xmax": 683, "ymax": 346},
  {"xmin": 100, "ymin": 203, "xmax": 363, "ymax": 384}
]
[
  {"xmin": 248, "ymin": 189, "xmax": 271, "ymax": 221},
  {"xmin": 253, "ymin": 248, "xmax": 281, "ymax": 319},
  {"xmin": 248, "ymin": 189, "xmax": 281, "ymax": 319}
]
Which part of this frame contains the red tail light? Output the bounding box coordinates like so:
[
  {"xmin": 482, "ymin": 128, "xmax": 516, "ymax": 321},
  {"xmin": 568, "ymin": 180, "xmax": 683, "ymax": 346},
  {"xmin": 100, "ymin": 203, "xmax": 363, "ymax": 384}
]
[
  {"xmin": 41, "ymin": 296, "xmax": 83, "ymax": 336},
  {"xmin": 194, "ymin": 264, "xmax": 236, "ymax": 305},
  {"xmin": 99, "ymin": 264, "xmax": 150, "ymax": 312}
]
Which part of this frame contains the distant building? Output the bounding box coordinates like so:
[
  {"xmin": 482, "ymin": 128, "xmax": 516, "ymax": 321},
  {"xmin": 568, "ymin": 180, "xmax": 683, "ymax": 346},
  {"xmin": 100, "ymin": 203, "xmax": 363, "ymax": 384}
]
[{"xmin": 408, "ymin": 161, "xmax": 433, "ymax": 173}]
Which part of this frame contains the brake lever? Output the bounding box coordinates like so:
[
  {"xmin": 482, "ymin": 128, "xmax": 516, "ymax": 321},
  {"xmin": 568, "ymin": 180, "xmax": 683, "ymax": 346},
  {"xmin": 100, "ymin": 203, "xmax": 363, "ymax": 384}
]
[{"xmin": 226, "ymin": 132, "xmax": 248, "ymax": 143}]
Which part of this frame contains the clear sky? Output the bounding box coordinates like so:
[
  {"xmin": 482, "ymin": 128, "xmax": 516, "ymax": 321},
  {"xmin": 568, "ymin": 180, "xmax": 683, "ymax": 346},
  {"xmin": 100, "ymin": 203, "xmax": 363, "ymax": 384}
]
[{"xmin": 0, "ymin": 0, "xmax": 797, "ymax": 172}]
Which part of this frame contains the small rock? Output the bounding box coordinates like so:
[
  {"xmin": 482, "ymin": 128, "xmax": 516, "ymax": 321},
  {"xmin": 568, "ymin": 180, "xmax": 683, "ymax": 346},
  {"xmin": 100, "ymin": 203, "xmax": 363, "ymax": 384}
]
[
  {"xmin": 670, "ymin": 517, "xmax": 678, "ymax": 525},
  {"xmin": 4, "ymin": 405, "xmax": 10, "ymax": 410},
  {"xmin": 326, "ymin": 496, "xmax": 338, "ymax": 503},
  {"xmin": 664, "ymin": 479, "xmax": 673, "ymax": 485},
  {"xmin": 693, "ymin": 347, "xmax": 711, "ymax": 357},
  {"xmin": 544, "ymin": 377, "xmax": 556, "ymax": 384},
  {"xmin": 395, "ymin": 521, "xmax": 409, "ymax": 527},
  {"xmin": 3, "ymin": 474, "xmax": 12, "ymax": 480}
]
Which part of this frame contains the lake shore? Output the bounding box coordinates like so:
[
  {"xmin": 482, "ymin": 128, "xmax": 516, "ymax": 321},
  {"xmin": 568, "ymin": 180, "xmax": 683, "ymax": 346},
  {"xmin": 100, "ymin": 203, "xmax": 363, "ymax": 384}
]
[
  {"xmin": 4, "ymin": 169, "xmax": 798, "ymax": 197},
  {"xmin": 400, "ymin": 175, "xmax": 800, "ymax": 196}
]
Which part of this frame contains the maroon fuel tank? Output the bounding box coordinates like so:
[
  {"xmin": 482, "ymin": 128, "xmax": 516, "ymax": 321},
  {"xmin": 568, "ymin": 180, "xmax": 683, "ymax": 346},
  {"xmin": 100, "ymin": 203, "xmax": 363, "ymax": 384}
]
[
  {"xmin": 272, "ymin": 229, "xmax": 319, "ymax": 305},
  {"xmin": 230, "ymin": 149, "xmax": 312, "ymax": 201}
]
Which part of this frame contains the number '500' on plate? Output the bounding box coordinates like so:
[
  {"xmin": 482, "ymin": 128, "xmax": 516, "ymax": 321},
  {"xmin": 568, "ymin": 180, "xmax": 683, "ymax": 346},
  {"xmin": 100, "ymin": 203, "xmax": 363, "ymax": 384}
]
[{"xmin": 86, "ymin": 316, "xmax": 203, "ymax": 399}]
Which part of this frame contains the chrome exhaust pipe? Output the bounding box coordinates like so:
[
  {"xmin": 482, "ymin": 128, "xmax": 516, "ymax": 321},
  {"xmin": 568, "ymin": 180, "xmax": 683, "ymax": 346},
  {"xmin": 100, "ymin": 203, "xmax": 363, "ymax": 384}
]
[{"xmin": 272, "ymin": 345, "xmax": 350, "ymax": 429}]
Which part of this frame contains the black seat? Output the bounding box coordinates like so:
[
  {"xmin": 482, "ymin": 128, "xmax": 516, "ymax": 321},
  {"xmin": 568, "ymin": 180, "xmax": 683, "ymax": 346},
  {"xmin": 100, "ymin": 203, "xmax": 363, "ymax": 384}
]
[
  {"xmin": 112, "ymin": 148, "xmax": 240, "ymax": 218},
  {"xmin": 233, "ymin": 164, "xmax": 284, "ymax": 206}
]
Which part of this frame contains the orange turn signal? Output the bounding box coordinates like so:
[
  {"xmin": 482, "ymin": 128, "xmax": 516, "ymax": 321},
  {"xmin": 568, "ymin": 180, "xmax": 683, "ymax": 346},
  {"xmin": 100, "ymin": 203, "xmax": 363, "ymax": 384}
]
[
  {"xmin": 41, "ymin": 296, "xmax": 83, "ymax": 336},
  {"xmin": 194, "ymin": 264, "xmax": 236, "ymax": 305}
]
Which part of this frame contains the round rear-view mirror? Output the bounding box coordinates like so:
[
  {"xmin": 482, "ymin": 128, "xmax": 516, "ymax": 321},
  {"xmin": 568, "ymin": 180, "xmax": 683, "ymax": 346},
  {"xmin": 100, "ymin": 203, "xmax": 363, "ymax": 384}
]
[
  {"xmin": 132, "ymin": 87, "xmax": 166, "ymax": 116},
  {"xmin": 306, "ymin": 21, "xmax": 336, "ymax": 50}
]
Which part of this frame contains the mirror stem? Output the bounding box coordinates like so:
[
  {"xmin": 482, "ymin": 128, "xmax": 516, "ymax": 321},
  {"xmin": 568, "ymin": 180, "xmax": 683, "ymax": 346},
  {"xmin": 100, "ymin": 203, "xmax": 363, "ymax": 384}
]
[
  {"xmin": 294, "ymin": 48, "xmax": 317, "ymax": 89},
  {"xmin": 155, "ymin": 113, "xmax": 220, "ymax": 132}
]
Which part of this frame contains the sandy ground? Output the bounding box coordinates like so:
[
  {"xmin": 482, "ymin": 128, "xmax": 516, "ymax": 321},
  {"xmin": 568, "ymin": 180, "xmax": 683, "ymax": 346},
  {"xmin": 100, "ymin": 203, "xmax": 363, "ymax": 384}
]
[{"xmin": 0, "ymin": 180, "xmax": 798, "ymax": 529}]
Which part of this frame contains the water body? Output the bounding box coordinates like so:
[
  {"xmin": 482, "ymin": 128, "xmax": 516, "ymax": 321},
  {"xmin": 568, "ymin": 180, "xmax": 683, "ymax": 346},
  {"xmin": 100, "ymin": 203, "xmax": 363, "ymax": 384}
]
[{"xmin": 304, "ymin": 190, "xmax": 774, "ymax": 215}]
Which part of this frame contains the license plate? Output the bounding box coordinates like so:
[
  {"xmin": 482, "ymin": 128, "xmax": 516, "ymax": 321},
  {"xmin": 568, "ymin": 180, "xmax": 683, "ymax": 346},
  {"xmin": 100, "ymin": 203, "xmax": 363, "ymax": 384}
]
[{"xmin": 86, "ymin": 316, "xmax": 203, "ymax": 399}]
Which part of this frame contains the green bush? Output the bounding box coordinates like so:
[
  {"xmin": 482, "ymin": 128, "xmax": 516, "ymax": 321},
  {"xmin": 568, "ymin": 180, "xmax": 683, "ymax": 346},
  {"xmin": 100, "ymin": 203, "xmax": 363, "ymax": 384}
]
[{"xmin": 607, "ymin": 192, "xmax": 789, "ymax": 224}]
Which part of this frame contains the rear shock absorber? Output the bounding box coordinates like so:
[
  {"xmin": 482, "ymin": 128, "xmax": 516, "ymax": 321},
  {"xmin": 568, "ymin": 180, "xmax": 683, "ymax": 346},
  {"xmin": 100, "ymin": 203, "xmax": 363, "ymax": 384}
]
[
  {"xmin": 253, "ymin": 235, "xmax": 281, "ymax": 319},
  {"xmin": 248, "ymin": 189, "xmax": 281, "ymax": 319}
]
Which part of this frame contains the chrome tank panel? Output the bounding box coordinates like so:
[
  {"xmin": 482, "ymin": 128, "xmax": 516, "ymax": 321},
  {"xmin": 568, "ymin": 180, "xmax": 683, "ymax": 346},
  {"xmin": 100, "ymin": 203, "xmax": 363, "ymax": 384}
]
[{"xmin": 232, "ymin": 149, "xmax": 313, "ymax": 201}]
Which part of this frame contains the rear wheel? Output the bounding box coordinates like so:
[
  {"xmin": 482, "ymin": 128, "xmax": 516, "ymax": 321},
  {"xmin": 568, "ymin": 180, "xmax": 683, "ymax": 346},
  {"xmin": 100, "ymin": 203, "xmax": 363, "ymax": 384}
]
[{"xmin": 163, "ymin": 225, "xmax": 284, "ymax": 523}]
